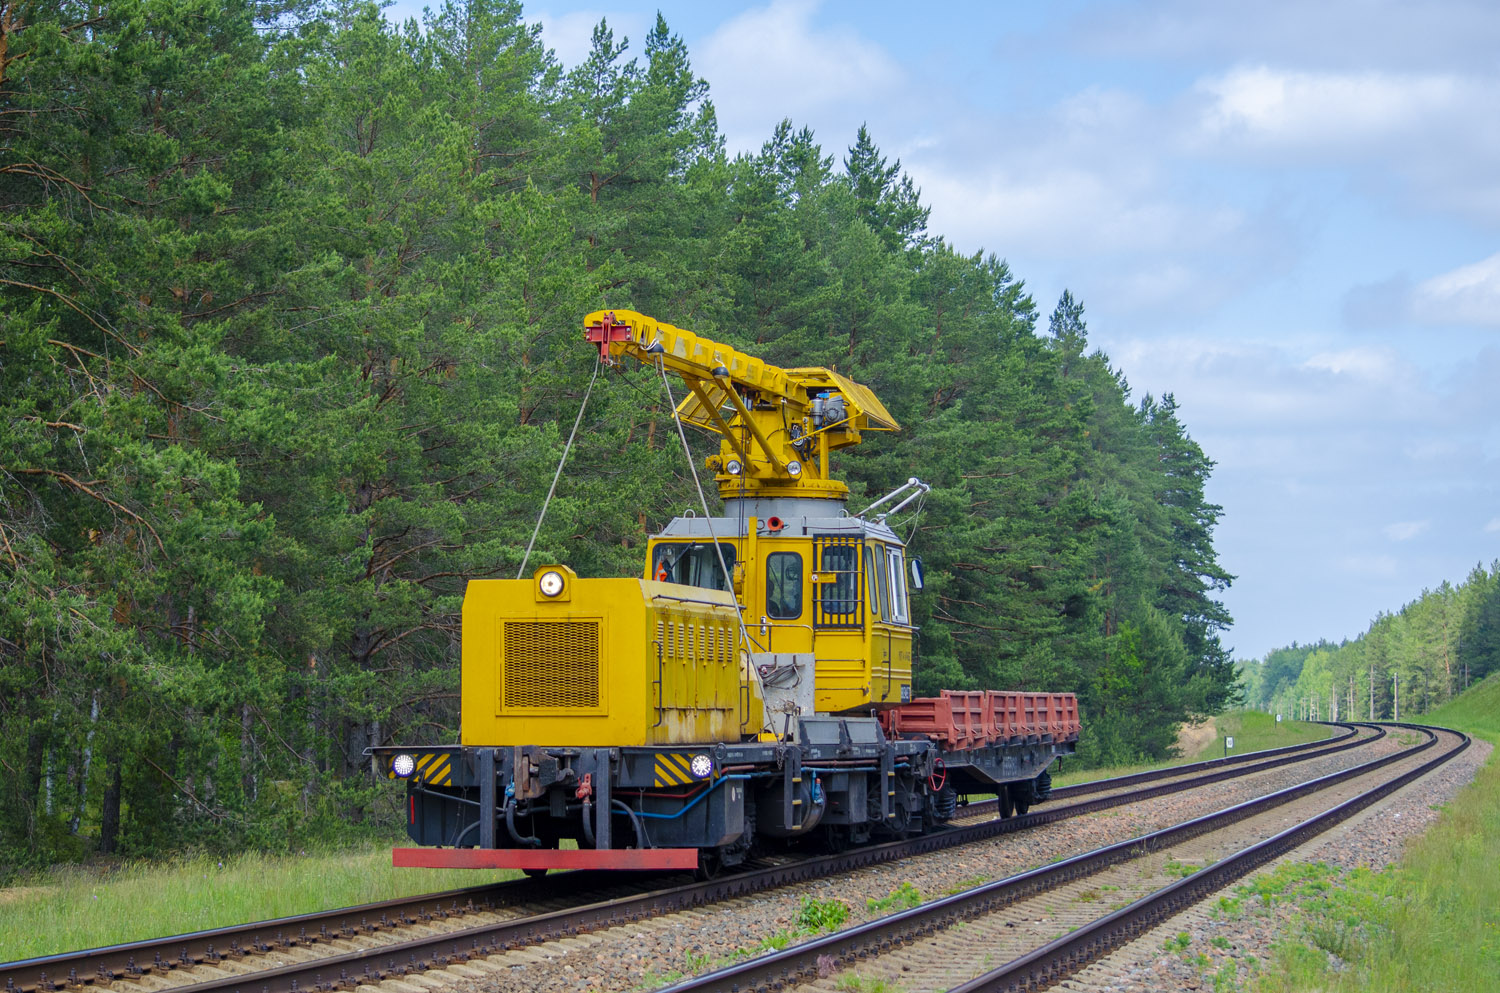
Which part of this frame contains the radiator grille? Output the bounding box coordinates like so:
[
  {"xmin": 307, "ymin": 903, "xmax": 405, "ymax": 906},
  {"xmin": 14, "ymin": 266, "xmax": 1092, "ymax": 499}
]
[{"xmin": 502, "ymin": 621, "xmax": 600, "ymax": 708}]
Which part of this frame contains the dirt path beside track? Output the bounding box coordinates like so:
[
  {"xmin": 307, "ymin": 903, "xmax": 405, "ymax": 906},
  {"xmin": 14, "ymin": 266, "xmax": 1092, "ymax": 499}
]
[{"xmin": 1174, "ymin": 718, "xmax": 1217, "ymax": 758}]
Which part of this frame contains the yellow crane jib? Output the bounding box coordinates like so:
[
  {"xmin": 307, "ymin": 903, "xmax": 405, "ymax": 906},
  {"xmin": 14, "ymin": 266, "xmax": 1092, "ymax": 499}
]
[{"xmin": 585, "ymin": 310, "xmax": 899, "ymax": 501}]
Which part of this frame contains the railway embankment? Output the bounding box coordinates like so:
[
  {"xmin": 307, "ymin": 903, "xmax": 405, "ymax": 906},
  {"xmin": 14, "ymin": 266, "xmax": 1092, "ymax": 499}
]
[
  {"xmin": 7, "ymin": 718, "xmax": 1476, "ymax": 993},
  {"xmin": 423, "ymin": 725, "xmax": 1407, "ymax": 992},
  {"xmin": 0, "ymin": 722, "xmax": 1384, "ymax": 993},
  {"xmin": 1066, "ymin": 676, "xmax": 1500, "ymax": 993}
]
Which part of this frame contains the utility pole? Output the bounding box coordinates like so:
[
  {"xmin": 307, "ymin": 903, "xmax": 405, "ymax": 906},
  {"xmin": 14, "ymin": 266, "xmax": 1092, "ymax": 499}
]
[
  {"xmin": 1393, "ymin": 673, "xmax": 1399, "ymax": 721},
  {"xmin": 1369, "ymin": 665, "xmax": 1375, "ymax": 721}
]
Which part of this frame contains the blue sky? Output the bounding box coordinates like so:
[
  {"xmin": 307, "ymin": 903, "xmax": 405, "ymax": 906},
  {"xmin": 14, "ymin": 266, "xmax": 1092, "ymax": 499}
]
[{"xmin": 387, "ymin": 0, "xmax": 1500, "ymax": 659}]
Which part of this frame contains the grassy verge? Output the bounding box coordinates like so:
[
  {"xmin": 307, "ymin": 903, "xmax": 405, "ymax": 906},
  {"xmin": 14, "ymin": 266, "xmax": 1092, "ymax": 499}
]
[
  {"xmin": 1257, "ymin": 673, "xmax": 1500, "ymax": 992},
  {"xmin": 0, "ymin": 845, "xmax": 520, "ymax": 963},
  {"xmin": 1050, "ymin": 711, "xmax": 1331, "ymax": 789},
  {"xmin": 1184, "ymin": 710, "xmax": 1331, "ymax": 762}
]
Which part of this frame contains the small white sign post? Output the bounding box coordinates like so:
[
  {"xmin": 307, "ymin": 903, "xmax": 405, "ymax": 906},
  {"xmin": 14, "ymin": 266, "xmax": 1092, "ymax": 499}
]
[{"xmin": 1225, "ymin": 734, "xmax": 1234, "ymax": 757}]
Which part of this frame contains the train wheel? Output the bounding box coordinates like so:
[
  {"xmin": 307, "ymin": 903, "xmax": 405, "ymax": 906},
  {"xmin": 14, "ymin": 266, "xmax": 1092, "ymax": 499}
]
[
  {"xmin": 821, "ymin": 825, "xmax": 851, "ymax": 853},
  {"xmin": 1008, "ymin": 782, "xmax": 1031, "ymax": 817},
  {"xmin": 522, "ymin": 867, "xmax": 549, "ymax": 879},
  {"xmin": 997, "ymin": 789, "xmax": 1015, "ymax": 819},
  {"xmin": 693, "ymin": 848, "xmax": 722, "ymax": 881}
]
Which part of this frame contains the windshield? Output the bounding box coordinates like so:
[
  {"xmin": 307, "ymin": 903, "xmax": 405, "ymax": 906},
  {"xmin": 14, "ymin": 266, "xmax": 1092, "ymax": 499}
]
[{"xmin": 650, "ymin": 542, "xmax": 737, "ymax": 592}]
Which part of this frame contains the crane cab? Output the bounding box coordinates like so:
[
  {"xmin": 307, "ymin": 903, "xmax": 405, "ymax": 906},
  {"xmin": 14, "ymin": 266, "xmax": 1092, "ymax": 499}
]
[{"xmin": 644, "ymin": 500, "xmax": 915, "ymax": 718}]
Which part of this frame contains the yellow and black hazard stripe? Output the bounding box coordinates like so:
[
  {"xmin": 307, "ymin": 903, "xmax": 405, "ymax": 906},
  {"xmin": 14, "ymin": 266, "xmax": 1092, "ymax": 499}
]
[
  {"xmin": 387, "ymin": 752, "xmax": 454, "ymax": 786},
  {"xmin": 653, "ymin": 752, "xmax": 701, "ymax": 787}
]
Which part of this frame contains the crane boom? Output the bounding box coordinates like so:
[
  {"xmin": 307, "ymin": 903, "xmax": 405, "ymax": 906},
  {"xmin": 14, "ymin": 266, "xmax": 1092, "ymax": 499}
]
[{"xmin": 585, "ymin": 309, "xmax": 898, "ymax": 501}]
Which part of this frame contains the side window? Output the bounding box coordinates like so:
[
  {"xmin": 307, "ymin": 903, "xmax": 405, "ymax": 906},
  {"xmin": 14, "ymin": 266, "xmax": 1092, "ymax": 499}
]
[
  {"xmin": 865, "ymin": 544, "xmax": 887, "ymax": 621},
  {"xmin": 651, "ymin": 543, "xmax": 737, "ymax": 592},
  {"xmin": 813, "ymin": 537, "xmax": 863, "ymax": 628},
  {"xmin": 886, "ymin": 548, "xmax": 910, "ymax": 624},
  {"xmin": 765, "ymin": 552, "xmax": 803, "ymax": 619}
]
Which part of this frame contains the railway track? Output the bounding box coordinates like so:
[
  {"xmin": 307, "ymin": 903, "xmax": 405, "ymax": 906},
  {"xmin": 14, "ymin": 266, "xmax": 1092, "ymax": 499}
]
[
  {"xmin": 0, "ymin": 722, "xmax": 1379, "ymax": 993},
  {"xmin": 660, "ymin": 723, "xmax": 1468, "ymax": 993}
]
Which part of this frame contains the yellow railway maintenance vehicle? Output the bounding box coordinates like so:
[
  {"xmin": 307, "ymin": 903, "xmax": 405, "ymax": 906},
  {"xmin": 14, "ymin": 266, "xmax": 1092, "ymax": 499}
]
[{"xmin": 373, "ymin": 311, "xmax": 1079, "ymax": 874}]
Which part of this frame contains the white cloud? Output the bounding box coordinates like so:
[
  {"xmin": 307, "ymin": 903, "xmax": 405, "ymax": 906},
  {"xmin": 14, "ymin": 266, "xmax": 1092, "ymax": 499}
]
[
  {"xmin": 1301, "ymin": 347, "xmax": 1403, "ymax": 382},
  {"xmin": 1485, "ymin": 518, "xmax": 1500, "ymax": 534},
  {"xmin": 1194, "ymin": 67, "xmax": 1471, "ymax": 150},
  {"xmin": 1185, "ymin": 64, "xmax": 1500, "ymax": 221},
  {"xmin": 1104, "ymin": 334, "xmax": 1483, "ymax": 483},
  {"xmin": 1066, "ymin": 1, "xmax": 1500, "ymax": 74},
  {"xmin": 1413, "ymin": 252, "xmax": 1500, "ymax": 327},
  {"xmin": 534, "ymin": 10, "xmax": 649, "ymax": 70},
  {"xmin": 1384, "ymin": 520, "xmax": 1431, "ymax": 542},
  {"xmin": 918, "ymin": 167, "xmax": 1232, "ymax": 259},
  {"xmin": 1345, "ymin": 253, "xmax": 1500, "ymax": 330},
  {"xmin": 698, "ymin": 0, "xmax": 903, "ymax": 154}
]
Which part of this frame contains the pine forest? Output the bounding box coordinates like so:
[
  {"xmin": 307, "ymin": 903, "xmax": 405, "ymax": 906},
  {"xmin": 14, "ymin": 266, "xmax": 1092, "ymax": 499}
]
[
  {"xmin": 1241, "ymin": 563, "xmax": 1500, "ymax": 723},
  {"xmin": 0, "ymin": 1, "xmax": 1243, "ymax": 870}
]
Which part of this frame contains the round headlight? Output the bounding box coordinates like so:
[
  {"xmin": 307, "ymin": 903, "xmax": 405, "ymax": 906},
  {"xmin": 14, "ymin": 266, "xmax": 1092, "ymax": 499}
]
[
  {"xmin": 785, "ymin": 460, "xmax": 802, "ymax": 477},
  {"xmin": 724, "ymin": 458, "xmax": 743, "ymax": 476},
  {"xmin": 392, "ymin": 754, "xmax": 416, "ymax": 778},
  {"xmin": 690, "ymin": 753, "xmax": 713, "ymax": 779},
  {"xmin": 539, "ymin": 570, "xmax": 565, "ymax": 597}
]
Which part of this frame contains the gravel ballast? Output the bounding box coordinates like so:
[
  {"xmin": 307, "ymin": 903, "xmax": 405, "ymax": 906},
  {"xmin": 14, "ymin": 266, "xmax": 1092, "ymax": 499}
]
[
  {"xmin": 1054, "ymin": 731, "xmax": 1491, "ymax": 993},
  {"xmin": 425, "ymin": 730, "xmax": 1425, "ymax": 993}
]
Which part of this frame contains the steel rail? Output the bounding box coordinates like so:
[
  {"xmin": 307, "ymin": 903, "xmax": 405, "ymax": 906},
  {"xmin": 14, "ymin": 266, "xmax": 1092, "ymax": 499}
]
[
  {"xmin": 960, "ymin": 720, "xmax": 1373, "ymax": 820},
  {"xmin": 0, "ymin": 722, "xmax": 1371, "ymax": 993},
  {"xmin": 658, "ymin": 723, "xmax": 1458, "ymax": 993},
  {"xmin": 1047, "ymin": 719, "xmax": 1358, "ymax": 800},
  {"xmin": 146, "ymin": 723, "xmax": 1394, "ymax": 993},
  {"xmin": 0, "ymin": 869, "xmax": 648, "ymax": 993},
  {"xmin": 950, "ymin": 723, "xmax": 1469, "ymax": 993}
]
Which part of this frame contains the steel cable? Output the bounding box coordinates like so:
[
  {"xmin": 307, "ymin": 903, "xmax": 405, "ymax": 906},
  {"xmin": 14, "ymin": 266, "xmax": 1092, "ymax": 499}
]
[{"xmin": 516, "ymin": 352, "xmax": 601, "ymax": 578}]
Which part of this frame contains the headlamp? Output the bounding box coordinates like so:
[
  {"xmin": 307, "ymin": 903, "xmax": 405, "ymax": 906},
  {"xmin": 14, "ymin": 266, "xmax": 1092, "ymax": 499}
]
[{"xmin": 539, "ymin": 570, "xmax": 565, "ymax": 597}]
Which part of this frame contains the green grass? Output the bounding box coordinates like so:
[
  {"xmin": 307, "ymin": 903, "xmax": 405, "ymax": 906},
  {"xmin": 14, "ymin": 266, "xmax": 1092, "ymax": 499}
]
[
  {"xmin": 1048, "ymin": 711, "xmax": 1331, "ymax": 789},
  {"xmin": 1184, "ymin": 711, "xmax": 1331, "ymax": 762},
  {"xmin": 0, "ymin": 846, "xmax": 520, "ymax": 963},
  {"xmin": 835, "ymin": 976, "xmax": 904, "ymax": 993},
  {"xmin": 1256, "ymin": 673, "xmax": 1500, "ymax": 993},
  {"xmin": 795, "ymin": 894, "xmax": 851, "ymax": 932},
  {"xmin": 866, "ymin": 880, "xmax": 922, "ymax": 912},
  {"xmin": 1423, "ymin": 671, "xmax": 1500, "ymax": 740}
]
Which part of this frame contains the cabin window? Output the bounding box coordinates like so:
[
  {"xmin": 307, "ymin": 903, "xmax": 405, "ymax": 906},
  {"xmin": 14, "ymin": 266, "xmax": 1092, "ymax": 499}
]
[
  {"xmin": 865, "ymin": 544, "xmax": 888, "ymax": 621},
  {"xmin": 765, "ymin": 552, "xmax": 803, "ymax": 619},
  {"xmin": 886, "ymin": 547, "xmax": 910, "ymax": 624},
  {"xmin": 813, "ymin": 536, "xmax": 863, "ymax": 628},
  {"xmin": 651, "ymin": 542, "xmax": 737, "ymax": 592}
]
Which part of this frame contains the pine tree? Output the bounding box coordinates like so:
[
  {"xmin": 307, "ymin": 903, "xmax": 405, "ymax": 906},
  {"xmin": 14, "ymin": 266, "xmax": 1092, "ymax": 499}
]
[{"xmin": 842, "ymin": 125, "xmax": 930, "ymax": 252}]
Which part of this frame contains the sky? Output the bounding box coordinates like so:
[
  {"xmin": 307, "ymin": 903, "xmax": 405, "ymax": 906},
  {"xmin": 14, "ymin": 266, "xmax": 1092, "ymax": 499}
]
[{"xmin": 386, "ymin": 0, "xmax": 1500, "ymax": 660}]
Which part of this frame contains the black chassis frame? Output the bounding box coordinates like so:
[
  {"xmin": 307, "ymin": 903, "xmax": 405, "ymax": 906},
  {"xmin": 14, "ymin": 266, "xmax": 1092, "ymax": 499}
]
[{"xmin": 375, "ymin": 716, "xmax": 1075, "ymax": 862}]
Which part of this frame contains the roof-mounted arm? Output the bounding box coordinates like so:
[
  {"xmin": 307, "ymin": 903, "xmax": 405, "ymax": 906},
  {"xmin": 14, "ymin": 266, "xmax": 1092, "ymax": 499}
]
[
  {"xmin": 585, "ymin": 310, "xmax": 899, "ymax": 501},
  {"xmin": 857, "ymin": 477, "xmax": 930, "ymax": 520}
]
